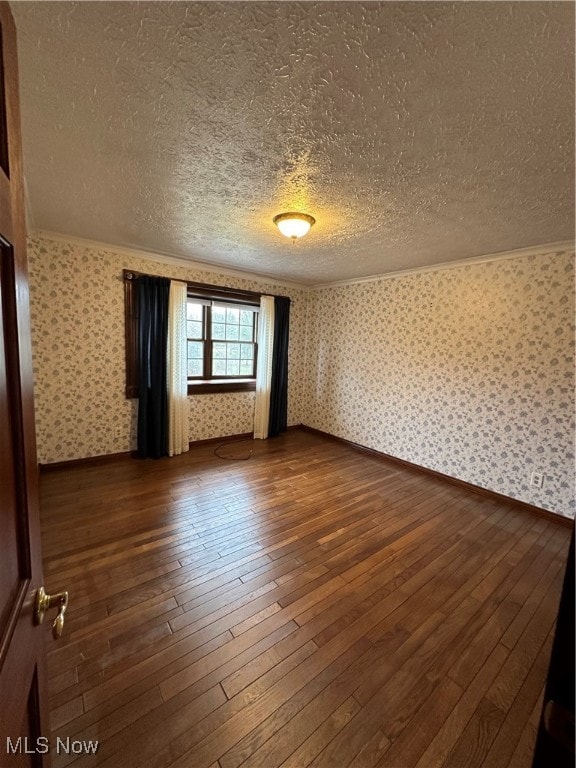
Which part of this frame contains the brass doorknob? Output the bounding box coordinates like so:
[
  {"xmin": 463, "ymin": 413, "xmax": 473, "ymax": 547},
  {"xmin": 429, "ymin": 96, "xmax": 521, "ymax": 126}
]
[{"xmin": 34, "ymin": 586, "xmax": 69, "ymax": 639}]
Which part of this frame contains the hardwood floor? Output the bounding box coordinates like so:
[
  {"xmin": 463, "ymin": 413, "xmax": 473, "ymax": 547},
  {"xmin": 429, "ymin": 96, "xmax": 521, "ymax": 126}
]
[{"xmin": 38, "ymin": 429, "xmax": 571, "ymax": 768}]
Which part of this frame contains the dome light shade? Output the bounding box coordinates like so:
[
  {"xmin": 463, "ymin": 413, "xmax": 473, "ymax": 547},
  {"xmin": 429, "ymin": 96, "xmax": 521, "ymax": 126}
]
[{"xmin": 273, "ymin": 212, "xmax": 316, "ymax": 240}]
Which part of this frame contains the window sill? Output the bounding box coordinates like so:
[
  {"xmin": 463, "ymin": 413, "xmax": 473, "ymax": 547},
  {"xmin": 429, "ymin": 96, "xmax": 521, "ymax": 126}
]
[{"xmin": 188, "ymin": 379, "xmax": 256, "ymax": 395}]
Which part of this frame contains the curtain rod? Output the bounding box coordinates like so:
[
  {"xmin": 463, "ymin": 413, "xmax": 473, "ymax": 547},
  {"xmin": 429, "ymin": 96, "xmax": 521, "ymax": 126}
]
[{"xmin": 123, "ymin": 269, "xmax": 289, "ymax": 302}]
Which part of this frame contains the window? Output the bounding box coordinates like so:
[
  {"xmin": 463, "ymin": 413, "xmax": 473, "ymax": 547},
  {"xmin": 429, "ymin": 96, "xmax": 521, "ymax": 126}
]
[
  {"xmin": 123, "ymin": 271, "xmax": 262, "ymax": 397},
  {"xmin": 186, "ymin": 296, "xmax": 259, "ymax": 392}
]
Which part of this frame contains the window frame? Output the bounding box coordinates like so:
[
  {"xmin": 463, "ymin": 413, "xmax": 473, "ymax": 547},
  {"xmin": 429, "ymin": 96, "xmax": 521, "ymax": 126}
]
[
  {"xmin": 123, "ymin": 271, "xmax": 266, "ymax": 397},
  {"xmin": 186, "ymin": 295, "xmax": 259, "ymax": 393}
]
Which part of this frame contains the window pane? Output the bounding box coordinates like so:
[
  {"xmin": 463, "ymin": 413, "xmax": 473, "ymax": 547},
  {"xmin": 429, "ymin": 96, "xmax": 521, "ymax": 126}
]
[
  {"xmin": 187, "ymin": 320, "xmax": 202, "ymax": 339},
  {"xmin": 239, "ymin": 325, "xmax": 253, "ymax": 342},
  {"xmin": 213, "ymin": 359, "xmax": 226, "ymax": 376},
  {"xmin": 212, "ymin": 323, "xmax": 226, "ymax": 340},
  {"xmin": 182, "ymin": 297, "xmax": 259, "ymax": 384},
  {"xmin": 213, "ymin": 342, "xmax": 227, "ymax": 359},
  {"xmin": 188, "ymin": 359, "xmax": 203, "ymax": 377},
  {"xmin": 187, "ymin": 341, "xmax": 203, "ymax": 358},
  {"xmin": 225, "ymin": 324, "xmax": 240, "ymax": 341},
  {"xmin": 226, "ymin": 359, "xmax": 240, "ymax": 376},
  {"xmin": 187, "ymin": 302, "xmax": 203, "ymax": 321}
]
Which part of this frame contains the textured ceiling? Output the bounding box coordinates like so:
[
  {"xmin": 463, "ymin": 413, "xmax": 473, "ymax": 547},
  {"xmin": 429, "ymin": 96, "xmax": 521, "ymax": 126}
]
[{"xmin": 12, "ymin": 1, "xmax": 575, "ymax": 284}]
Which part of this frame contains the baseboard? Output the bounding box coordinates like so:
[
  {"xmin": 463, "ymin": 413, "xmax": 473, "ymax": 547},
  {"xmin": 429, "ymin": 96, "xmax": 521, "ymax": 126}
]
[
  {"xmin": 38, "ymin": 428, "xmax": 303, "ymax": 471},
  {"xmin": 188, "ymin": 432, "xmax": 253, "ymax": 447},
  {"xmin": 41, "ymin": 424, "xmax": 565, "ymax": 528},
  {"xmin": 298, "ymin": 425, "xmax": 574, "ymax": 529},
  {"xmin": 39, "ymin": 450, "xmax": 134, "ymax": 471}
]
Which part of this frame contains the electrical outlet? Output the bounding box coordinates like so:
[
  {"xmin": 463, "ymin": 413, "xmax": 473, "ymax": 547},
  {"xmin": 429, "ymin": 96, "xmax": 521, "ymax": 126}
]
[{"xmin": 530, "ymin": 472, "xmax": 544, "ymax": 489}]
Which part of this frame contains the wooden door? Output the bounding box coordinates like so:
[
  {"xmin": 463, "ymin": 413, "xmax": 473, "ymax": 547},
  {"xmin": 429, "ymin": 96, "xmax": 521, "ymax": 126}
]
[
  {"xmin": 0, "ymin": 3, "xmax": 52, "ymax": 765},
  {"xmin": 531, "ymin": 530, "xmax": 575, "ymax": 767}
]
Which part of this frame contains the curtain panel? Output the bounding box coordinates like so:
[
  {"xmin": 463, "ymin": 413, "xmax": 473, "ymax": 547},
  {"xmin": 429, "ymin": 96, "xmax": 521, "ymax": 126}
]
[
  {"xmin": 137, "ymin": 276, "xmax": 170, "ymax": 458},
  {"xmin": 253, "ymin": 296, "xmax": 275, "ymax": 439},
  {"xmin": 131, "ymin": 271, "xmax": 290, "ymax": 450},
  {"xmin": 269, "ymin": 296, "xmax": 290, "ymax": 437},
  {"xmin": 167, "ymin": 281, "xmax": 189, "ymax": 456}
]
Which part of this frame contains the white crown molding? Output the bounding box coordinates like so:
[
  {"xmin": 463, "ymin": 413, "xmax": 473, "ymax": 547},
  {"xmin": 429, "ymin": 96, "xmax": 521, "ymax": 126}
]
[
  {"xmin": 30, "ymin": 231, "xmax": 574, "ymax": 291},
  {"xmin": 32, "ymin": 230, "xmax": 310, "ymax": 291},
  {"xmin": 312, "ymin": 241, "xmax": 575, "ymax": 290}
]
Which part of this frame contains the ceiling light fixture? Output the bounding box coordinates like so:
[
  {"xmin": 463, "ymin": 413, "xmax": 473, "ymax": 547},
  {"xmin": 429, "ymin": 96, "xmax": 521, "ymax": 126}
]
[{"xmin": 273, "ymin": 212, "xmax": 316, "ymax": 241}]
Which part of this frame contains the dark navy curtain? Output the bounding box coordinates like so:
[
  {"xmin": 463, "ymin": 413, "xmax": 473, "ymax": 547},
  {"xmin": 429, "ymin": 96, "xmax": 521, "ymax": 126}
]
[
  {"xmin": 268, "ymin": 296, "xmax": 290, "ymax": 437},
  {"xmin": 137, "ymin": 276, "xmax": 170, "ymax": 458}
]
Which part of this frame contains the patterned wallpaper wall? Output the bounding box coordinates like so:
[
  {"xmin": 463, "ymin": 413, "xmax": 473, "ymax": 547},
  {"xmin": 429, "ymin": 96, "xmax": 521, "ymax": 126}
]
[
  {"xmin": 303, "ymin": 249, "xmax": 575, "ymax": 517},
  {"xmin": 28, "ymin": 236, "xmax": 575, "ymax": 517},
  {"xmin": 27, "ymin": 236, "xmax": 308, "ymax": 463}
]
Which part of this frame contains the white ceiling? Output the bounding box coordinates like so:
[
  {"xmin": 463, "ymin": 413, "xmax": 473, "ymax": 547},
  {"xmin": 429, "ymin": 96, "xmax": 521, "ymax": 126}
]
[{"xmin": 12, "ymin": 1, "xmax": 575, "ymax": 285}]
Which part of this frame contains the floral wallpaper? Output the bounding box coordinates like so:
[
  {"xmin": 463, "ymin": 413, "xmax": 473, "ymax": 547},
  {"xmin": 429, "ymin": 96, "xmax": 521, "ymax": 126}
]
[
  {"xmin": 27, "ymin": 236, "xmax": 575, "ymax": 518},
  {"xmin": 302, "ymin": 249, "xmax": 575, "ymax": 518},
  {"xmin": 27, "ymin": 236, "xmax": 308, "ymax": 463}
]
